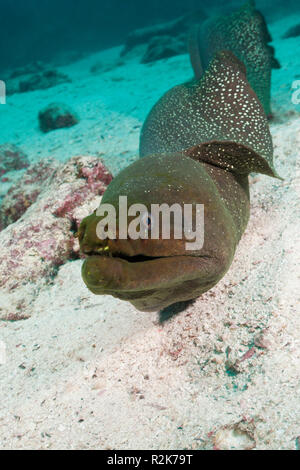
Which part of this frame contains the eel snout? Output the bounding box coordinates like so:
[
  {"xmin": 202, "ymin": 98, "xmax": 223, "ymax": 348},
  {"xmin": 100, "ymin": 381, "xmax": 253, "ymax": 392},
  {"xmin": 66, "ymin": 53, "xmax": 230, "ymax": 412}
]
[{"xmin": 78, "ymin": 209, "xmax": 223, "ymax": 311}]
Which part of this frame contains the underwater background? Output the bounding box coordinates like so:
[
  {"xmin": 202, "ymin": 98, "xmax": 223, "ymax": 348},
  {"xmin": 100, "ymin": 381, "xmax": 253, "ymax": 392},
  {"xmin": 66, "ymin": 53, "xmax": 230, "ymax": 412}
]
[
  {"xmin": 0, "ymin": 0, "xmax": 299, "ymax": 450},
  {"xmin": 1, "ymin": 0, "xmax": 300, "ymax": 73}
]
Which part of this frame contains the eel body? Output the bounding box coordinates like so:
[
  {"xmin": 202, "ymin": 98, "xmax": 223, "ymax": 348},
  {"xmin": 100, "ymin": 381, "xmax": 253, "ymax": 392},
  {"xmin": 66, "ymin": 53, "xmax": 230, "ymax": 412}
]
[
  {"xmin": 79, "ymin": 1, "xmax": 280, "ymax": 312},
  {"xmin": 188, "ymin": 0, "xmax": 280, "ymax": 117}
]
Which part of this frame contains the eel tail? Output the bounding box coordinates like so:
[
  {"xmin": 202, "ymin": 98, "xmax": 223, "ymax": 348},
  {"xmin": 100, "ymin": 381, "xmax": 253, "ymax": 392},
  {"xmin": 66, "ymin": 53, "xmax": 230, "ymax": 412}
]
[{"xmin": 188, "ymin": 0, "xmax": 280, "ymax": 116}]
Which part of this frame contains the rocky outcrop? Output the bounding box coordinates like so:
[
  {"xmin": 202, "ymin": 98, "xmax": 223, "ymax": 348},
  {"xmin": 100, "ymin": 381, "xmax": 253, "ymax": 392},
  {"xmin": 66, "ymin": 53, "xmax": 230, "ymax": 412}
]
[
  {"xmin": 121, "ymin": 9, "xmax": 206, "ymax": 60},
  {"xmin": 141, "ymin": 35, "xmax": 187, "ymax": 63},
  {"xmin": 282, "ymin": 23, "xmax": 300, "ymax": 39},
  {"xmin": 38, "ymin": 103, "xmax": 78, "ymax": 133},
  {"xmin": 0, "ymin": 158, "xmax": 59, "ymax": 230},
  {"xmin": 0, "ymin": 144, "xmax": 29, "ymax": 176},
  {"xmin": 9, "ymin": 61, "xmax": 45, "ymax": 79},
  {"xmin": 19, "ymin": 70, "xmax": 71, "ymax": 93},
  {"xmin": 0, "ymin": 156, "xmax": 112, "ymax": 320},
  {"xmin": 6, "ymin": 69, "xmax": 71, "ymax": 95}
]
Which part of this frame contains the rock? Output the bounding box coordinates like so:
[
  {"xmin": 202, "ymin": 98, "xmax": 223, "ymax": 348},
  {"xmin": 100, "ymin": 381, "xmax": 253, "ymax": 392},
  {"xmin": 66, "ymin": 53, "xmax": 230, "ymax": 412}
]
[
  {"xmin": 18, "ymin": 69, "xmax": 71, "ymax": 93},
  {"xmin": 0, "ymin": 156, "xmax": 112, "ymax": 320},
  {"xmin": 38, "ymin": 103, "xmax": 78, "ymax": 133},
  {"xmin": 282, "ymin": 23, "xmax": 300, "ymax": 39},
  {"xmin": 254, "ymin": 329, "xmax": 272, "ymax": 350},
  {"xmin": 121, "ymin": 9, "xmax": 206, "ymax": 57},
  {"xmin": 141, "ymin": 35, "xmax": 186, "ymax": 64},
  {"xmin": 213, "ymin": 420, "xmax": 256, "ymax": 450},
  {"xmin": 0, "ymin": 144, "xmax": 29, "ymax": 176},
  {"xmin": 10, "ymin": 61, "xmax": 45, "ymax": 79},
  {"xmin": 0, "ymin": 158, "xmax": 59, "ymax": 230}
]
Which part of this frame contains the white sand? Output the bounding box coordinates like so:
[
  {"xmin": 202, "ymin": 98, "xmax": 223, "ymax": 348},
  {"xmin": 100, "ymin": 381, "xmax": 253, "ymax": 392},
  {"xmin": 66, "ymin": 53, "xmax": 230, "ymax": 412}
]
[{"xmin": 0, "ymin": 16, "xmax": 299, "ymax": 450}]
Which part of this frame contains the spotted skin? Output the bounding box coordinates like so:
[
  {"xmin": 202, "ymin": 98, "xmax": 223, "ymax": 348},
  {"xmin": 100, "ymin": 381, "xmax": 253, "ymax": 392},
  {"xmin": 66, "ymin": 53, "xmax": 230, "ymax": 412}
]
[
  {"xmin": 140, "ymin": 51, "xmax": 279, "ymax": 179},
  {"xmin": 79, "ymin": 152, "xmax": 248, "ymax": 312},
  {"xmin": 190, "ymin": 0, "xmax": 280, "ymax": 116},
  {"xmin": 79, "ymin": 8, "xmax": 280, "ymax": 312}
]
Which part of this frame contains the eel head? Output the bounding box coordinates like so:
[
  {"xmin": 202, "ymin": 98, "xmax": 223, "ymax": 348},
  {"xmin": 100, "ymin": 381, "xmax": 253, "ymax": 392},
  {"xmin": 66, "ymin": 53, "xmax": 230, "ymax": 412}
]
[{"xmin": 79, "ymin": 153, "xmax": 235, "ymax": 311}]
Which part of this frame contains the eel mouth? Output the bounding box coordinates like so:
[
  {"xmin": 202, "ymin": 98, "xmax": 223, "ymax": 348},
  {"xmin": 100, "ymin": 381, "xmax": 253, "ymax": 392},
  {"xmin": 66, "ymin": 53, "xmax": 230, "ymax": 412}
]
[
  {"xmin": 84, "ymin": 249, "xmax": 165, "ymax": 264},
  {"xmin": 81, "ymin": 250, "xmax": 206, "ymax": 299}
]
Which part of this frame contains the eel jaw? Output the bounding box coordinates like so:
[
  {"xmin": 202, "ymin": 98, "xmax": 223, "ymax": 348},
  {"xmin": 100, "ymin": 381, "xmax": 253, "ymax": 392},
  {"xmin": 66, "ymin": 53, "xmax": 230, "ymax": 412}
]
[
  {"xmin": 81, "ymin": 252, "xmax": 183, "ymax": 293},
  {"xmin": 81, "ymin": 251, "xmax": 216, "ymax": 311}
]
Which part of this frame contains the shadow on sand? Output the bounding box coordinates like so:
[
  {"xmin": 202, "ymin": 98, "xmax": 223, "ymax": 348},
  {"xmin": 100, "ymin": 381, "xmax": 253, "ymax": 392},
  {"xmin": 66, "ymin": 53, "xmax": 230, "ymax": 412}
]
[{"xmin": 159, "ymin": 299, "xmax": 196, "ymax": 323}]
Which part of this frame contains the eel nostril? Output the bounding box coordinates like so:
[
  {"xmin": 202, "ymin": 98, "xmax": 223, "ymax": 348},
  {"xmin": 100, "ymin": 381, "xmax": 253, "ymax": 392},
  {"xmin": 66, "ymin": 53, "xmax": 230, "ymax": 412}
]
[
  {"xmin": 81, "ymin": 244, "xmax": 93, "ymax": 254},
  {"xmin": 81, "ymin": 243, "xmax": 110, "ymax": 256}
]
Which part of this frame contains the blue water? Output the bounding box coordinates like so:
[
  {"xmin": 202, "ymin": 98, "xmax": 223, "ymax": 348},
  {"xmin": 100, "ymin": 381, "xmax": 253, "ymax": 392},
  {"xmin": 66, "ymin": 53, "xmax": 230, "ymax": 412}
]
[{"xmin": 0, "ymin": 0, "xmax": 299, "ymax": 74}]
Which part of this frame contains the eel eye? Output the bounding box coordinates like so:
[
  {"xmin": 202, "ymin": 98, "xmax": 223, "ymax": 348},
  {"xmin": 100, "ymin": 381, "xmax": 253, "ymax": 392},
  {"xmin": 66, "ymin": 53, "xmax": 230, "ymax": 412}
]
[{"xmin": 141, "ymin": 212, "xmax": 154, "ymax": 230}]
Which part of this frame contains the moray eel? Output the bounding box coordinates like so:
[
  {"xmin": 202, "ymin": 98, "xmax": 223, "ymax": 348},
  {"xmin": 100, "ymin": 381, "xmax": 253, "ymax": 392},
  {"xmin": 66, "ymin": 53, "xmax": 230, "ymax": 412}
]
[
  {"xmin": 188, "ymin": 0, "xmax": 281, "ymax": 116},
  {"xmin": 79, "ymin": 1, "xmax": 280, "ymax": 312}
]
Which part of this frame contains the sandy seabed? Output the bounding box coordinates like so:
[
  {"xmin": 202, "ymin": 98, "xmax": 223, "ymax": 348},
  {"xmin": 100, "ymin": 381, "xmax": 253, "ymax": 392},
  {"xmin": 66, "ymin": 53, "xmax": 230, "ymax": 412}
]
[{"xmin": 0, "ymin": 14, "xmax": 299, "ymax": 450}]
